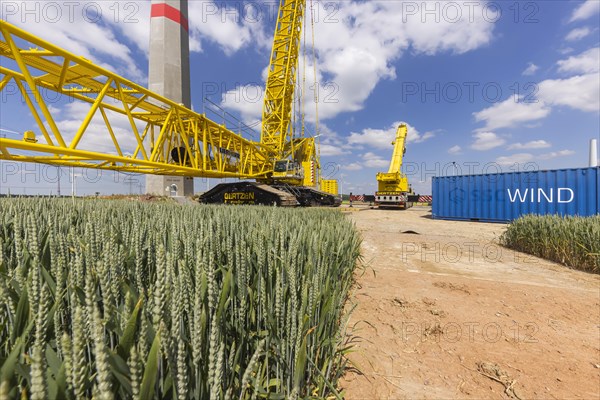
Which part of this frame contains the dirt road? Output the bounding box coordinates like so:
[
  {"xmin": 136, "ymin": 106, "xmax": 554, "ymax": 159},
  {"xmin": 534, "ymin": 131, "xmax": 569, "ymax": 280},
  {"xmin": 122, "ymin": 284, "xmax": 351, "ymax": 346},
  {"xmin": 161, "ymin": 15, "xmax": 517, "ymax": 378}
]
[{"xmin": 340, "ymin": 207, "xmax": 600, "ymax": 400}]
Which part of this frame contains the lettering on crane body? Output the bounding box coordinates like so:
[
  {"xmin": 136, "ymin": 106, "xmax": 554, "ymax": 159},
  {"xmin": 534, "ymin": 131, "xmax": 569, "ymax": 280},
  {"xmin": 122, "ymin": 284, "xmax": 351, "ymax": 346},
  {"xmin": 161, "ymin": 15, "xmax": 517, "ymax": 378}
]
[
  {"xmin": 376, "ymin": 191, "xmax": 408, "ymax": 196},
  {"xmin": 507, "ymin": 188, "xmax": 574, "ymax": 203},
  {"xmin": 224, "ymin": 192, "xmax": 256, "ymax": 201}
]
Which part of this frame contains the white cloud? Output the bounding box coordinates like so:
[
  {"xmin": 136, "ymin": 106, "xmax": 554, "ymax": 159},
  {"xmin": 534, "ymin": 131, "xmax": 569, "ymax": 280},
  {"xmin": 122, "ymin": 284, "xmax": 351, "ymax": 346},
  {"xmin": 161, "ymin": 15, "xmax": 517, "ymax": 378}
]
[
  {"xmin": 395, "ymin": 2, "xmax": 496, "ymax": 55},
  {"xmin": 347, "ymin": 124, "xmax": 397, "ymax": 149},
  {"xmin": 52, "ymin": 100, "xmax": 143, "ymax": 155},
  {"xmin": 310, "ymin": 123, "xmax": 352, "ymax": 157},
  {"xmin": 538, "ymin": 73, "xmax": 600, "ymax": 112},
  {"xmin": 539, "ymin": 150, "xmax": 576, "ymax": 159},
  {"xmin": 496, "ymin": 153, "xmax": 534, "ymax": 166},
  {"xmin": 220, "ymin": 85, "xmax": 264, "ymax": 123},
  {"xmin": 475, "ymin": 47, "xmax": 600, "ymax": 130},
  {"xmin": 522, "ymin": 63, "xmax": 539, "ymax": 76},
  {"xmin": 569, "ymin": 0, "xmax": 600, "ymax": 22},
  {"xmin": 308, "ymin": 1, "xmax": 495, "ymax": 120},
  {"xmin": 47, "ymin": 105, "xmax": 62, "ymax": 116},
  {"xmin": 112, "ymin": 1, "xmax": 269, "ymax": 56},
  {"xmin": 109, "ymin": 2, "xmax": 151, "ymax": 55},
  {"xmin": 343, "ymin": 163, "xmax": 363, "ymax": 171},
  {"xmin": 2, "ymin": 1, "xmax": 146, "ymax": 80},
  {"xmin": 565, "ymin": 27, "xmax": 592, "ymax": 41},
  {"xmin": 473, "ymin": 97, "xmax": 551, "ymax": 131},
  {"xmin": 224, "ymin": 1, "xmax": 496, "ymax": 122},
  {"xmin": 414, "ymin": 131, "xmax": 437, "ymax": 143},
  {"xmin": 507, "ymin": 140, "xmax": 551, "ymax": 150},
  {"xmin": 470, "ymin": 132, "xmax": 506, "ymax": 151},
  {"xmin": 347, "ymin": 121, "xmax": 434, "ymax": 149},
  {"xmin": 320, "ymin": 144, "xmax": 349, "ymax": 157},
  {"xmin": 496, "ymin": 149, "xmax": 575, "ymax": 166},
  {"xmin": 335, "ymin": 120, "xmax": 436, "ymax": 172},
  {"xmin": 4, "ymin": 0, "xmax": 497, "ymax": 124},
  {"xmin": 1, "ymin": 1, "xmax": 271, "ymax": 83},
  {"xmin": 557, "ymin": 47, "xmax": 600, "ymax": 74},
  {"xmin": 362, "ymin": 152, "xmax": 389, "ymax": 168},
  {"xmin": 559, "ymin": 47, "xmax": 575, "ymax": 55},
  {"xmin": 448, "ymin": 145, "xmax": 462, "ymax": 155},
  {"xmin": 188, "ymin": 2, "xmax": 270, "ymax": 55},
  {"xmin": 341, "ymin": 151, "xmax": 397, "ymax": 171}
]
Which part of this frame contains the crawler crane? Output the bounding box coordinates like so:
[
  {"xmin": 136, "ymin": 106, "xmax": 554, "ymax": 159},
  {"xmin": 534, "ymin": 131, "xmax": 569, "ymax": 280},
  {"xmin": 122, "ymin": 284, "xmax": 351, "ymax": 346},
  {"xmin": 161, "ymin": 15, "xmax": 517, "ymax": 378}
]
[
  {"xmin": 374, "ymin": 123, "xmax": 414, "ymax": 209},
  {"xmin": 0, "ymin": 1, "xmax": 339, "ymax": 206}
]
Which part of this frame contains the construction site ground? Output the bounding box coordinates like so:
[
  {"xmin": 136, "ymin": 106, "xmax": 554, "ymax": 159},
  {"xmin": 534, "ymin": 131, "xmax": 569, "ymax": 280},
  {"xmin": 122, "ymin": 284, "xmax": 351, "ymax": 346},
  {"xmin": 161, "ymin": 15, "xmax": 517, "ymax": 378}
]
[{"xmin": 339, "ymin": 206, "xmax": 600, "ymax": 400}]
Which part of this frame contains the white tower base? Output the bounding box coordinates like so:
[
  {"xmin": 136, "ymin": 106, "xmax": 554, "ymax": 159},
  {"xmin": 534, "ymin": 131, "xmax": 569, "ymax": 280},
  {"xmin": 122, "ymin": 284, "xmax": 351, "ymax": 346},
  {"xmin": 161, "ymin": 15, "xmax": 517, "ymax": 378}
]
[{"xmin": 146, "ymin": 176, "xmax": 194, "ymax": 197}]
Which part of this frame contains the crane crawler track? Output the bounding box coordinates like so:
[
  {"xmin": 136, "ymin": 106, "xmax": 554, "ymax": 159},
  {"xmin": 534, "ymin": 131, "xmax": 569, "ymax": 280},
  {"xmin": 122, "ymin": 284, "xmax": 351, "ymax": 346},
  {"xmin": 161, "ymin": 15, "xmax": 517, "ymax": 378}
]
[
  {"xmin": 199, "ymin": 182, "xmax": 298, "ymax": 207},
  {"xmin": 0, "ymin": 1, "xmax": 340, "ymax": 206}
]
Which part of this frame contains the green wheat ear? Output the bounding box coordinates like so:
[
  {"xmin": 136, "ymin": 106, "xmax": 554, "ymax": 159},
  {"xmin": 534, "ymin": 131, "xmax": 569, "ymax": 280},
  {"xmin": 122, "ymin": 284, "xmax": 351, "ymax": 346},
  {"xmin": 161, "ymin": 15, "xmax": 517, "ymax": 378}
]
[
  {"xmin": 501, "ymin": 214, "xmax": 600, "ymax": 273},
  {"xmin": 0, "ymin": 198, "xmax": 361, "ymax": 398}
]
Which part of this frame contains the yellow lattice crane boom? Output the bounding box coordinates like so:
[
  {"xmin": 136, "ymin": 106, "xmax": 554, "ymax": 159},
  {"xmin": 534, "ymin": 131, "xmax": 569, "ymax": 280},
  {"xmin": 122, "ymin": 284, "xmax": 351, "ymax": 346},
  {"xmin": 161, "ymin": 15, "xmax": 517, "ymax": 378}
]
[
  {"xmin": 380, "ymin": 124, "xmax": 408, "ymax": 181},
  {"xmin": 0, "ymin": 2, "xmax": 339, "ymax": 206},
  {"xmin": 260, "ymin": 0, "xmax": 327, "ymax": 191},
  {"xmin": 0, "ymin": 21, "xmax": 270, "ymax": 179},
  {"xmin": 374, "ymin": 123, "xmax": 413, "ymax": 209},
  {"xmin": 261, "ymin": 0, "xmax": 305, "ymax": 159}
]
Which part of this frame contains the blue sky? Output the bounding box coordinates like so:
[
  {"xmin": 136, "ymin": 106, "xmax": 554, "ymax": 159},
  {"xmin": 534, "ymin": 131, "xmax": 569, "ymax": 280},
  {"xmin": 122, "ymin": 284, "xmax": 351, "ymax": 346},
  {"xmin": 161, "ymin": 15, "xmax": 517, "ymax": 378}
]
[{"xmin": 1, "ymin": 0, "xmax": 599, "ymax": 196}]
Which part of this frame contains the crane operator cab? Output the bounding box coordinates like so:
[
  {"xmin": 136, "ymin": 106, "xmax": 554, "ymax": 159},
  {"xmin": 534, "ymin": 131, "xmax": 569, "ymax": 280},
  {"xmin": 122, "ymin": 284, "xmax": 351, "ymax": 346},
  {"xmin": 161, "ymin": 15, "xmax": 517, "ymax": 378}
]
[{"xmin": 272, "ymin": 159, "xmax": 303, "ymax": 180}]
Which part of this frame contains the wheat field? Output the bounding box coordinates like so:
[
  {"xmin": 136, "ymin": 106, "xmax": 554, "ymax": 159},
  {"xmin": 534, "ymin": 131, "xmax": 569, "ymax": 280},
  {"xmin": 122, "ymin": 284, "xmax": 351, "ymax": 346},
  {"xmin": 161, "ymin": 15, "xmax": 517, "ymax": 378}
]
[
  {"xmin": 501, "ymin": 214, "xmax": 600, "ymax": 273},
  {"xmin": 0, "ymin": 198, "xmax": 361, "ymax": 399}
]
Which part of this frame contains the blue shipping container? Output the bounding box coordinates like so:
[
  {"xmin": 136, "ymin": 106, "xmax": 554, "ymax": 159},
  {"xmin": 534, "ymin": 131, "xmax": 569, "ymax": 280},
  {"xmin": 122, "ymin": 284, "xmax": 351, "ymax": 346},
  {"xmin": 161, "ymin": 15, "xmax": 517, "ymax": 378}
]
[{"xmin": 432, "ymin": 167, "xmax": 599, "ymax": 222}]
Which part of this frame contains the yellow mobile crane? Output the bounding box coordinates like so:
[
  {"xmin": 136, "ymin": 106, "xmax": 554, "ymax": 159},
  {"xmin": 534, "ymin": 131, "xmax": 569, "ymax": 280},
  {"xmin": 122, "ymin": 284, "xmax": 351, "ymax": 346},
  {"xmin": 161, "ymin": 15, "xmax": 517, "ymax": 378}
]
[
  {"xmin": 374, "ymin": 123, "xmax": 414, "ymax": 209},
  {"xmin": 0, "ymin": 1, "xmax": 339, "ymax": 206}
]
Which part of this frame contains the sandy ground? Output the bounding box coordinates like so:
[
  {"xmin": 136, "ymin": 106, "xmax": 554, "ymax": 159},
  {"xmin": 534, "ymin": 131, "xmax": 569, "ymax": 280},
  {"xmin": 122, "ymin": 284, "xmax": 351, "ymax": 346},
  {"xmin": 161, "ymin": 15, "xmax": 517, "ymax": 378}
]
[{"xmin": 339, "ymin": 206, "xmax": 600, "ymax": 400}]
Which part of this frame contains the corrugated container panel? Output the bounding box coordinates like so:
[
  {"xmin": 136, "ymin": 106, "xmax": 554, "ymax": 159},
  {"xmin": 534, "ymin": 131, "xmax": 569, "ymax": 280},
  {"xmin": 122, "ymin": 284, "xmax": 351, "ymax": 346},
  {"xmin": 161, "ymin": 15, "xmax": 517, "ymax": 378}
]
[{"xmin": 432, "ymin": 167, "xmax": 599, "ymax": 222}]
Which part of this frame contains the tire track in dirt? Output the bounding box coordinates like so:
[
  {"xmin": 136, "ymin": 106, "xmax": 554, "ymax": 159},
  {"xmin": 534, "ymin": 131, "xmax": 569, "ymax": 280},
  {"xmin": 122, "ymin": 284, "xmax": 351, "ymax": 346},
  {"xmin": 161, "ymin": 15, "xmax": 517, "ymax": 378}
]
[{"xmin": 340, "ymin": 207, "xmax": 600, "ymax": 400}]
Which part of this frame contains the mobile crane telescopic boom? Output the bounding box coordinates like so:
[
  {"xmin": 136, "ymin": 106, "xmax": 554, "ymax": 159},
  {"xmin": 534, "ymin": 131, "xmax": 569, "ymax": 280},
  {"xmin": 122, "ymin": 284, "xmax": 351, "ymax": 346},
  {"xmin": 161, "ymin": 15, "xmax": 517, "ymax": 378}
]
[{"xmin": 374, "ymin": 123, "xmax": 413, "ymax": 209}]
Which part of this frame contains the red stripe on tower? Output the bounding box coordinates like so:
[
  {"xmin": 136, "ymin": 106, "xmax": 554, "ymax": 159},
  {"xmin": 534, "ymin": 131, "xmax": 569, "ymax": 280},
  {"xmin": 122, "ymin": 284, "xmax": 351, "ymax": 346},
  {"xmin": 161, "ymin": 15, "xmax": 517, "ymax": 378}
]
[{"xmin": 151, "ymin": 3, "xmax": 189, "ymax": 31}]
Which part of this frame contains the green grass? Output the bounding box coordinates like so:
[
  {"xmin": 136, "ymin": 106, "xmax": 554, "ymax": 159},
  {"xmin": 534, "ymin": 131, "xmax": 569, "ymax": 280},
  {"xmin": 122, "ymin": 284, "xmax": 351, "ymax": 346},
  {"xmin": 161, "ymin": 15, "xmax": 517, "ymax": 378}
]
[
  {"xmin": 0, "ymin": 198, "xmax": 361, "ymax": 399},
  {"xmin": 500, "ymin": 214, "xmax": 600, "ymax": 273}
]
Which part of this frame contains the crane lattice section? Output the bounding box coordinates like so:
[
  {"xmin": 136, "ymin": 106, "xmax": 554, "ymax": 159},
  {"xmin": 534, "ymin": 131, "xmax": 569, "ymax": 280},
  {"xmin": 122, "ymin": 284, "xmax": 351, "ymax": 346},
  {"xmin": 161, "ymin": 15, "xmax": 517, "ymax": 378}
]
[{"xmin": 0, "ymin": 21, "xmax": 271, "ymax": 178}]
